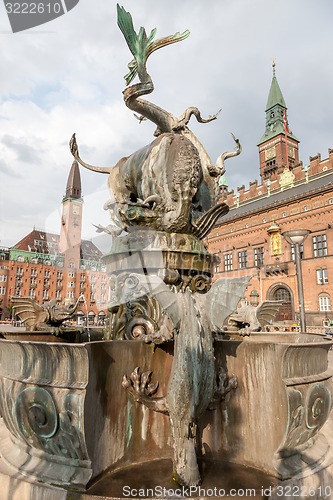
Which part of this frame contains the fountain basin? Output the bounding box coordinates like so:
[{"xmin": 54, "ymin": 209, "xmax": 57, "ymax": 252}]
[{"xmin": 0, "ymin": 333, "xmax": 331, "ymax": 497}]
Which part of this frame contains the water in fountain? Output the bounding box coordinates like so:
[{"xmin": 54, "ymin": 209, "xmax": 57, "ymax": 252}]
[{"xmin": 78, "ymin": 294, "xmax": 90, "ymax": 342}]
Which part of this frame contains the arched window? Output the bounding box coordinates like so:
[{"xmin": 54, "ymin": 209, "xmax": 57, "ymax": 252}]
[
  {"xmin": 274, "ymin": 287, "xmax": 291, "ymax": 302},
  {"xmin": 88, "ymin": 311, "xmax": 95, "ymax": 325},
  {"xmin": 272, "ymin": 286, "xmax": 292, "ymax": 321},
  {"xmin": 319, "ymin": 294, "xmax": 331, "ymax": 312}
]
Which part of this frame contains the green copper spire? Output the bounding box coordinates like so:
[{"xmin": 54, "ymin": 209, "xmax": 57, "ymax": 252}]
[
  {"xmin": 265, "ymin": 61, "xmax": 286, "ymax": 111},
  {"xmin": 258, "ymin": 61, "xmax": 299, "ymax": 145}
]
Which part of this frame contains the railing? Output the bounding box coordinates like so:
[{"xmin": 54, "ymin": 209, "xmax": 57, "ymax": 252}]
[
  {"xmin": 265, "ymin": 323, "xmax": 327, "ymax": 335},
  {"xmin": 264, "ymin": 262, "xmax": 288, "ymax": 276}
]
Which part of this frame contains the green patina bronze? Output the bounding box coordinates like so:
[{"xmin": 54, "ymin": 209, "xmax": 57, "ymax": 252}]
[
  {"xmin": 68, "ymin": 6, "xmax": 243, "ymax": 487},
  {"xmin": 117, "ymin": 4, "xmax": 190, "ymax": 85}
]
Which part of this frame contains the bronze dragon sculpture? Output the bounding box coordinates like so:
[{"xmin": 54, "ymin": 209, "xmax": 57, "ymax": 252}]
[
  {"xmin": 11, "ymin": 296, "xmax": 81, "ymax": 332},
  {"xmin": 69, "ymin": 4, "xmax": 241, "ymax": 239},
  {"xmin": 68, "ymin": 5, "xmax": 245, "ymax": 487}
]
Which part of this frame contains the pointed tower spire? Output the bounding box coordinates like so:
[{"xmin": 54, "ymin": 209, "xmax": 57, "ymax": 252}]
[
  {"xmin": 258, "ymin": 62, "xmax": 294, "ymax": 145},
  {"xmin": 258, "ymin": 63, "xmax": 300, "ymax": 182},
  {"xmin": 265, "ymin": 60, "xmax": 287, "ymax": 111},
  {"xmin": 64, "ymin": 160, "xmax": 82, "ymax": 200}
]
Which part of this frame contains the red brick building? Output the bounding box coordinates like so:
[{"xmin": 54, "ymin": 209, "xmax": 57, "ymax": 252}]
[
  {"xmin": 0, "ymin": 161, "xmax": 108, "ymax": 325},
  {"xmin": 208, "ymin": 66, "xmax": 333, "ymax": 329}
]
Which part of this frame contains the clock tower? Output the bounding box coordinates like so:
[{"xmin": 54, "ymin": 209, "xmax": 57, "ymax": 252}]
[
  {"xmin": 258, "ymin": 62, "xmax": 300, "ymax": 183},
  {"xmin": 59, "ymin": 160, "xmax": 83, "ymax": 270}
]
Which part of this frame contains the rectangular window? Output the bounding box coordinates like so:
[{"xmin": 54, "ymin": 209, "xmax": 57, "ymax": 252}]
[
  {"xmin": 313, "ymin": 234, "xmax": 328, "ymax": 257},
  {"xmin": 0, "ymin": 275, "xmax": 7, "ymax": 282},
  {"xmin": 224, "ymin": 253, "xmax": 233, "ymax": 271},
  {"xmin": 29, "ymin": 289, "xmax": 35, "ymax": 298},
  {"xmin": 0, "ymin": 286, "xmax": 6, "ymax": 295},
  {"xmin": 319, "ymin": 296, "xmax": 331, "ymax": 312},
  {"xmin": 317, "ymin": 269, "xmax": 329, "ymax": 285},
  {"xmin": 238, "ymin": 250, "xmax": 248, "ymax": 269},
  {"xmin": 291, "ymin": 243, "xmax": 304, "ymax": 261},
  {"xmin": 68, "ymin": 281, "xmax": 75, "ymax": 288},
  {"xmin": 42, "ymin": 290, "xmax": 48, "ymax": 299},
  {"xmin": 67, "ymin": 291, "xmax": 75, "ymax": 299},
  {"xmin": 254, "ymin": 247, "xmax": 264, "ymax": 267}
]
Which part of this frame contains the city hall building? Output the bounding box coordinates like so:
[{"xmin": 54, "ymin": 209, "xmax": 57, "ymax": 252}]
[
  {"xmin": 0, "ymin": 161, "xmax": 108, "ymax": 324},
  {"xmin": 207, "ymin": 66, "xmax": 333, "ymax": 328}
]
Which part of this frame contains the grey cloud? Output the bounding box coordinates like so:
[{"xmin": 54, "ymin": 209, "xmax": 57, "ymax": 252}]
[
  {"xmin": 2, "ymin": 135, "xmax": 42, "ymax": 164},
  {"xmin": 1, "ymin": 0, "xmax": 333, "ymax": 245},
  {"xmin": 0, "ymin": 160, "xmax": 22, "ymax": 178}
]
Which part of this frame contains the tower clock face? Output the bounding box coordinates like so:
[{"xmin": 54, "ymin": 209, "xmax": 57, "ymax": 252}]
[
  {"xmin": 288, "ymin": 146, "xmax": 295, "ymax": 159},
  {"xmin": 265, "ymin": 146, "xmax": 276, "ymax": 160}
]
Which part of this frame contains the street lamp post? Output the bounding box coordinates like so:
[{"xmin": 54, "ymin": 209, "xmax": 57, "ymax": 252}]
[{"xmin": 282, "ymin": 230, "xmax": 310, "ymax": 333}]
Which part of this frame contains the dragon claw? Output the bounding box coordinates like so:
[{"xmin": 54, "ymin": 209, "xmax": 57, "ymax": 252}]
[{"xmin": 122, "ymin": 367, "xmax": 168, "ymax": 414}]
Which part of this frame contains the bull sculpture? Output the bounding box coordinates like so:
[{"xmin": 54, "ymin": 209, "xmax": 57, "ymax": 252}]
[
  {"xmin": 69, "ymin": 5, "xmax": 244, "ymax": 488},
  {"xmin": 69, "ymin": 4, "xmax": 241, "ymax": 240}
]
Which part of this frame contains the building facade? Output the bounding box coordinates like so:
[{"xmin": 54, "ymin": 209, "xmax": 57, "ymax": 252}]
[
  {"xmin": 0, "ymin": 161, "xmax": 109, "ymax": 325},
  {"xmin": 208, "ymin": 66, "xmax": 333, "ymax": 328}
]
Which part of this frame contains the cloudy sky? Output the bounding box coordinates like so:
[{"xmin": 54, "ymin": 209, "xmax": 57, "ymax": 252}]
[{"xmin": 0, "ymin": 0, "xmax": 332, "ymax": 248}]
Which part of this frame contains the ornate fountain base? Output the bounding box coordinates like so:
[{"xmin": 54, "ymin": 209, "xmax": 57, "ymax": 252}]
[
  {"xmin": 102, "ymin": 229, "xmax": 217, "ymax": 291},
  {"xmin": 0, "ymin": 334, "xmax": 332, "ymax": 499}
]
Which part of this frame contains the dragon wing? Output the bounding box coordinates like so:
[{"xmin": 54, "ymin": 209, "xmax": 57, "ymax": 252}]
[
  {"xmin": 11, "ymin": 297, "xmax": 44, "ymax": 330},
  {"xmin": 117, "ymin": 4, "xmax": 189, "ymax": 85},
  {"xmin": 148, "ymin": 281, "xmax": 180, "ymax": 328},
  {"xmin": 199, "ymin": 276, "xmax": 252, "ymax": 331},
  {"xmin": 256, "ymin": 301, "xmax": 284, "ymax": 327}
]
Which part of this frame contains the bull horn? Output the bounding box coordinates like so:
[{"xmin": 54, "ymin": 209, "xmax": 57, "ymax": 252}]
[
  {"xmin": 69, "ymin": 133, "xmax": 112, "ymax": 174},
  {"xmin": 215, "ymin": 133, "xmax": 242, "ymax": 174}
]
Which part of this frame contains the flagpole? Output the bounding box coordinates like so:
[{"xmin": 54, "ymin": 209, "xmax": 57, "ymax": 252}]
[{"xmin": 284, "ymin": 110, "xmax": 289, "ymax": 169}]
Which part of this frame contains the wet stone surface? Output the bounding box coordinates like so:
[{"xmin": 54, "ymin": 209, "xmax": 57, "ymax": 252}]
[{"xmin": 84, "ymin": 458, "xmax": 276, "ymax": 499}]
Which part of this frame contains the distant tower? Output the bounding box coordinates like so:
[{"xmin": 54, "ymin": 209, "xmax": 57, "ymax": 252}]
[
  {"xmin": 257, "ymin": 62, "xmax": 300, "ymax": 182},
  {"xmin": 59, "ymin": 160, "xmax": 83, "ymax": 269}
]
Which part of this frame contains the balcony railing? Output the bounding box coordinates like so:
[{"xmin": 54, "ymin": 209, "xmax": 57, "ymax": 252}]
[{"xmin": 264, "ymin": 262, "xmax": 288, "ymax": 276}]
